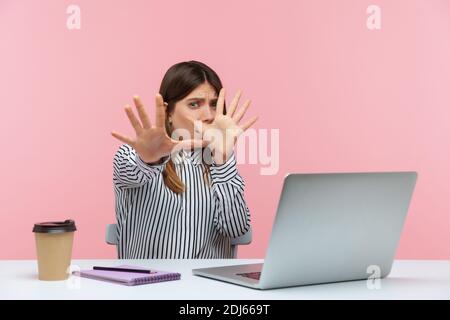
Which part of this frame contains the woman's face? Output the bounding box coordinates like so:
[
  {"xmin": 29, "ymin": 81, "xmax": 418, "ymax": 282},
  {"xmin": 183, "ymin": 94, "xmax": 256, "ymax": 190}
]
[{"xmin": 169, "ymin": 82, "xmax": 218, "ymax": 138}]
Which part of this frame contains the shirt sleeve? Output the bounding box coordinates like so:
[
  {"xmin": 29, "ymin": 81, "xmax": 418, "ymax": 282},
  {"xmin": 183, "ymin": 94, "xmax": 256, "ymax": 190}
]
[
  {"xmin": 113, "ymin": 144, "xmax": 169, "ymax": 189},
  {"xmin": 210, "ymin": 153, "xmax": 251, "ymax": 238}
]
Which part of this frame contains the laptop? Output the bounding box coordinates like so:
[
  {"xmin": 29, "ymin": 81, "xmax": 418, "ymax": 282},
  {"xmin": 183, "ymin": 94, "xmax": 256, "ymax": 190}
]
[{"xmin": 192, "ymin": 172, "xmax": 418, "ymax": 290}]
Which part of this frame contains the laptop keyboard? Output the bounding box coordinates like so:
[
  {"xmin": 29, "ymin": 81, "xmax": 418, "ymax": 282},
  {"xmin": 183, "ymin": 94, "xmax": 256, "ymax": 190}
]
[{"xmin": 236, "ymin": 272, "xmax": 261, "ymax": 280}]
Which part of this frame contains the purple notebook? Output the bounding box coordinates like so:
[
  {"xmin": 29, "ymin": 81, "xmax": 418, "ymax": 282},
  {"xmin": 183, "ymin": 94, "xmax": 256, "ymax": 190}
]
[{"xmin": 73, "ymin": 265, "xmax": 181, "ymax": 286}]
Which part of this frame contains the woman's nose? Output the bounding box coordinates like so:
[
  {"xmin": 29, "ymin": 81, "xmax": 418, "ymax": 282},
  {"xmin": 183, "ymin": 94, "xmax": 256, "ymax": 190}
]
[{"xmin": 201, "ymin": 106, "xmax": 215, "ymax": 122}]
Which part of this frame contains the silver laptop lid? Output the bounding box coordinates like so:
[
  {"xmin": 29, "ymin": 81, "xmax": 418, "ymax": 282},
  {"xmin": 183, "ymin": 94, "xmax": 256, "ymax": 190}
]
[{"xmin": 259, "ymin": 172, "xmax": 417, "ymax": 289}]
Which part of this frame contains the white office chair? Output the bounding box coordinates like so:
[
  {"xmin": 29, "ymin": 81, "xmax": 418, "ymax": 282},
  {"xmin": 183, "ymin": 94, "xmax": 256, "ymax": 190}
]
[{"xmin": 106, "ymin": 223, "xmax": 252, "ymax": 258}]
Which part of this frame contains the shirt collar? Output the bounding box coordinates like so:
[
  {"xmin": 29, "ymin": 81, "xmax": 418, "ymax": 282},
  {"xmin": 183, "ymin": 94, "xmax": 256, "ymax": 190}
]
[{"xmin": 171, "ymin": 148, "xmax": 203, "ymax": 166}]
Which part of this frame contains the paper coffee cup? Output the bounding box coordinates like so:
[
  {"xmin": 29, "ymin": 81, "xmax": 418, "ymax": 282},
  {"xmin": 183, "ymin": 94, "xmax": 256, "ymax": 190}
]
[{"xmin": 33, "ymin": 220, "xmax": 77, "ymax": 281}]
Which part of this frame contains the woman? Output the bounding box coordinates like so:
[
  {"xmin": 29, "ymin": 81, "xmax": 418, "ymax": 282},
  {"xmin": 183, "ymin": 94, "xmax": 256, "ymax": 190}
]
[{"xmin": 111, "ymin": 61, "xmax": 258, "ymax": 259}]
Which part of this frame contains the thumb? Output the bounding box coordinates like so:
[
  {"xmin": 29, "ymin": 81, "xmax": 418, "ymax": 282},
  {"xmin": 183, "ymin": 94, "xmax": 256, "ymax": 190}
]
[{"xmin": 176, "ymin": 139, "xmax": 209, "ymax": 151}]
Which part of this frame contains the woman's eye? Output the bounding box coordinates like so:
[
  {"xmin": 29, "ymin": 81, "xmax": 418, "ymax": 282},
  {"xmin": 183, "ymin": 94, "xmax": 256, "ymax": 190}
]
[{"xmin": 189, "ymin": 102, "xmax": 199, "ymax": 108}]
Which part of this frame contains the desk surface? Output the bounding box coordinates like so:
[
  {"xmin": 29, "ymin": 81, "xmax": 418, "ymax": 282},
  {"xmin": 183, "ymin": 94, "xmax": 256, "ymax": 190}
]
[{"xmin": 1, "ymin": 259, "xmax": 449, "ymax": 299}]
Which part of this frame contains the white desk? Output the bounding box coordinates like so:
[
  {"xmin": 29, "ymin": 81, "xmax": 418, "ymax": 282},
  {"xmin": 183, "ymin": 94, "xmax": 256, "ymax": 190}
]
[{"xmin": 1, "ymin": 259, "xmax": 449, "ymax": 299}]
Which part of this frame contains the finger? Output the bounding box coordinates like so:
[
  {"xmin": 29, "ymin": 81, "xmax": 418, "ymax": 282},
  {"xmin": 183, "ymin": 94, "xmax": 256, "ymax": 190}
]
[
  {"xmin": 193, "ymin": 120, "xmax": 209, "ymax": 135},
  {"xmin": 176, "ymin": 139, "xmax": 209, "ymax": 150},
  {"xmin": 232, "ymin": 99, "xmax": 251, "ymax": 123},
  {"xmin": 168, "ymin": 139, "xmax": 208, "ymax": 156},
  {"xmin": 227, "ymin": 89, "xmax": 242, "ymax": 117},
  {"xmin": 155, "ymin": 94, "xmax": 166, "ymax": 128},
  {"xmin": 111, "ymin": 131, "xmax": 134, "ymax": 146},
  {"xmin": 133, "ymin": 95, "xmax": 151, "ymax": 129},
  {"xmin": 216, "ymin": 88, "xmax": 225, "ymax": 116},
  {"xmin": 124, "ymin": 105, "xmax": 143, "ymax": 134},
  {"xmin": 240, "ymin": 116, "xmax": 258, "ymax": 131}
]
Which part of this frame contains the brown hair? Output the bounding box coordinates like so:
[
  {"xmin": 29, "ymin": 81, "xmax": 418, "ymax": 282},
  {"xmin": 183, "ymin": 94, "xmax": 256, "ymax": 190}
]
[{"xmin": 159, "ymin": 61, "xmax": 224, "ymax": 194}]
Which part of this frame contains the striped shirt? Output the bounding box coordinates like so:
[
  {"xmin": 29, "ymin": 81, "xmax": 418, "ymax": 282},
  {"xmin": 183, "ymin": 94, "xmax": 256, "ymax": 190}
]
[{"xmin": 112, "ymin": 144, "xmax": 251, "ymax": 259}]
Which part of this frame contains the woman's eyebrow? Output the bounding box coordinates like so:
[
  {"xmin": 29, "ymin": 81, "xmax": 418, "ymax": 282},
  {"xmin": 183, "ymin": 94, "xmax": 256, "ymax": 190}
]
[{"xmin": 186, "ymin": 97, "xmax": 218, "ymax": 102}]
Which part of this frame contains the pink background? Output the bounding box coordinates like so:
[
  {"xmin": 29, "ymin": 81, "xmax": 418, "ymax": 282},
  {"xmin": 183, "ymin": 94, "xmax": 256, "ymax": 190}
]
[{"xmin": 0, "ymin": 0, "xmax": 449, "ymax": 260}]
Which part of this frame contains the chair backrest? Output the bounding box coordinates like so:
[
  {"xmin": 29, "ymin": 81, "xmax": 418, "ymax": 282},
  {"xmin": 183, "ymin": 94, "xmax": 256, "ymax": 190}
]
[
  {"xmin": 230, "ymin": 227, "xmax": 252, "ymax": 258},
  {"xmin": 105, "ymin": 223, "xmax": 252, "ymax": 258},
  {"xmin": 105, "ymin": 224, "xmax": 119, "ymax": 245}
]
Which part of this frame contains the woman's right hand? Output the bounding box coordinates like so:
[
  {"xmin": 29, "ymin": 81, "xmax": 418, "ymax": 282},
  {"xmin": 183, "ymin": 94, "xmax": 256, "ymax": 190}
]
[{"xmin": 111, "ymin": 94, "xmax": 205, "ymax": 164}]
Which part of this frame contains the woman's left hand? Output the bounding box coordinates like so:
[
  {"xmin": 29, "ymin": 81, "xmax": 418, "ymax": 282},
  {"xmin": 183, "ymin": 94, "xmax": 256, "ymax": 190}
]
[{"xmin": 195, "ymin": 88, "xmax": 258, "ymax": 165}]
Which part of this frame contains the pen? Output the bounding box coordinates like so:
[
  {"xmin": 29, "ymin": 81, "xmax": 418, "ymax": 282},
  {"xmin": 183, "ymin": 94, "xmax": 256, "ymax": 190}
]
[{"xmin": 93, "ymin": 266, "xmax": 156, "ymax": 274}]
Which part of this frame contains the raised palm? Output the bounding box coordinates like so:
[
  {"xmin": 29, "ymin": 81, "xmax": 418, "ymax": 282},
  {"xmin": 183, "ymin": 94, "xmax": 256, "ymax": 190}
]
[
  {"xmin": 196, "ymin": 89, "xmax": 258, "ymax": 164},
  {"xmin": 111, "ymin": 94, "xmax": 204, "ymax": 164}
]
